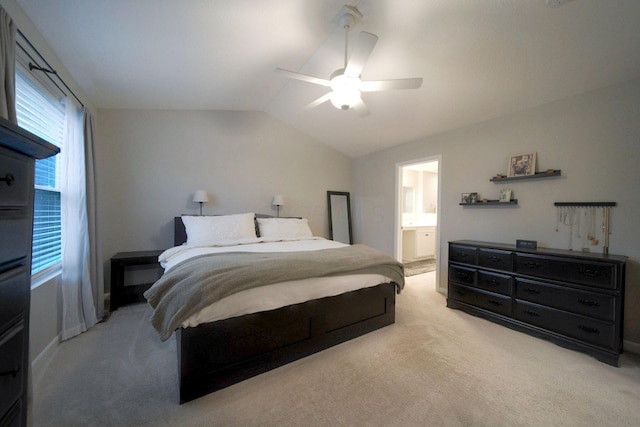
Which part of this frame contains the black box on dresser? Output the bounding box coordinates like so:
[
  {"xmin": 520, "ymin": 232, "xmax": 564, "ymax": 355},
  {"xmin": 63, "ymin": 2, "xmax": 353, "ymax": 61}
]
[{"xmin": 447, "ymin": 240, "xmax": 627, "ymax": 366}]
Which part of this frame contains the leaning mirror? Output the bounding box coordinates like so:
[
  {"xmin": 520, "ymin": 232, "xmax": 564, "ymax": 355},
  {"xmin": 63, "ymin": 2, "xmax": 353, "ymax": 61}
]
[{"xmin": 327, "ymin": 191, "xmax": 353, "ymax": 244}]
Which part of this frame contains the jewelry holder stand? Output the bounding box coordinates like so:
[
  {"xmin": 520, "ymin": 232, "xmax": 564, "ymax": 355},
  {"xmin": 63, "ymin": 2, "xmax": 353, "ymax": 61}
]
[{"xmin": 554, "ymin": 202, "xmax": 616, "ymax": 254}]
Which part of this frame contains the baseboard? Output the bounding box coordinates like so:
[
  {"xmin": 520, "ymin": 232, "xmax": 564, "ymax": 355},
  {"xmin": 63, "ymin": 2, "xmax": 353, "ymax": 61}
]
[
  {"xmin": 31, "ymin": 334, "xmax": 60, "ymax": 388},
  {"xmin": 623, "ymin": 339, "xmax": 640, "ymax": 355}
]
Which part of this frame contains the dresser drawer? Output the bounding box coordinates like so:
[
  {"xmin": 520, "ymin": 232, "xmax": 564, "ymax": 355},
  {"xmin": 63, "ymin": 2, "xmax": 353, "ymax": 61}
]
[
  {"xmin": 515, "ymin": 254, "xmax": 617, "ymax": 290},
  {"xmin": 0, "ymin": 267, "xmax": 28, "ymax": 328},
  {"xmin": 0, "ymin": 212, "xmax": 30, "ymax": 269},
  {"xmin": 0, "ymin": 323, "xmax": 25, "ymax": 419},
  {"xmin": 448, "ymin": 265, "xmax": 476, "ymax": 286},
  {"xmin": 478, "ymin": 248, "xmax": 513, "ymax": 271},
  {"xmin": 450, "ymin": 283, "xmax": 512, "ymax": 317},
  {"xmin": 0, "ymin": 398, "xmax": 22, "ymax": 427},
  {"xmin": 514, "ymin": 301, "xmax": 615, "ymax": 349},
  {"xmin": 477, "ymin": 270, "xmax": 513, "ymax": 296},
  {"xmin": 449, "ymin": 244, "xmax": 477, "ymax": 265},
  {"xmin": 0, "ymin": 147, "xmax": 31, "ymax": 208},
  {"xmin": 515, "ymin": 278, "xmax": 614, "ymax": 321}
]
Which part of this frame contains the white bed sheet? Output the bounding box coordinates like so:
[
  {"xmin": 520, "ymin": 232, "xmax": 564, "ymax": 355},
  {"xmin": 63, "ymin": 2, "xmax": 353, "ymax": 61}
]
[{"xmin": 157, "ymin": 237, "xmax": 393, "ymax": 327}]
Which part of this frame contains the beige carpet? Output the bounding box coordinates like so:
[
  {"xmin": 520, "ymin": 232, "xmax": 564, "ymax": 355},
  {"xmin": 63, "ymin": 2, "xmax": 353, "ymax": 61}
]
[{"xmin": 33, "ymin": 273, "xmax": 640, "ymax": 426}]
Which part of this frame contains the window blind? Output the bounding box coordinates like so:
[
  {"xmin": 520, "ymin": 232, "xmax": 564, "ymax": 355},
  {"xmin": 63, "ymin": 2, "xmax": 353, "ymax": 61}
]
[{"xmin": 15, "ymin": 67, "xmax": 66, "ymax": 275}]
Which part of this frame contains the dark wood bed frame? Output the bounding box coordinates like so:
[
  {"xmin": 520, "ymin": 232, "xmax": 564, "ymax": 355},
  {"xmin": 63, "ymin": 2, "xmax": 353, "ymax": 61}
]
[{"xmin": 172, "ymin": 216, "xmax": 398, "ymax": 403}]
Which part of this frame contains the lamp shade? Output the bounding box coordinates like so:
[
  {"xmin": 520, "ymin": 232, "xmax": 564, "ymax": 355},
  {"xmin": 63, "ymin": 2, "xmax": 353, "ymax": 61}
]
[
  {"xmin": 272, "ymin": 195, "xmax": 284, "ymax": 206},
  {"xmin": 193, "ymin": 190, "xmax": 209, "ymax": 203}
]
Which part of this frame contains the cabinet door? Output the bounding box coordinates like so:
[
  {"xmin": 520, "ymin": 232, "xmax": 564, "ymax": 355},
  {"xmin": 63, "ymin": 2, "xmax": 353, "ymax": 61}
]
[
  {"xmin": 416, "ymin": 227, "xmax": 436, "ymax": 258},
  {"xmin": 402, "ymin": 230, "xmax": 416, "ymax": 261}
]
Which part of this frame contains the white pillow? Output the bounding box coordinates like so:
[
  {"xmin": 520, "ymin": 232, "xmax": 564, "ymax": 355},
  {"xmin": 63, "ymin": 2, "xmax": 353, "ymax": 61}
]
[
  {"xmin": 257, "ymin": 217, "xmax": 313, "ymax": 239},
  {"xmin": 182, "ymin": 213, "xmax": 256, "ymax": 246}
]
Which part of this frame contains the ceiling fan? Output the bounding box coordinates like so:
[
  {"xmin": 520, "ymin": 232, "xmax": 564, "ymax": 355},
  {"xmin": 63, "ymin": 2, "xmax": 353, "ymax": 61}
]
[{"xmin": 276, "ymin": 5, "xmax": 423, "ymax": 117}]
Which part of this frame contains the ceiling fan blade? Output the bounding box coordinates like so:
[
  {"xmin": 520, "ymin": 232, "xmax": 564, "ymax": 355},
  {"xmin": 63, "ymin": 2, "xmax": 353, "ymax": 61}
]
[
  {"xmin": 360, "ymin": 78, "xmax": 423, "ymax": 92},
  {"xmin": 276, "ymin": 68, "xmax": 331, "ymax": 87},
  {"xmin": 351, "ymin": 98, "xmax": 370, "ymax": 117},
  {"xmin": 344, "ymin": 31, "xmax": 378, "ymax": 78},
  {"xmin": 303, "ymin": 92, "xmax": 333, "ymax": 110}
]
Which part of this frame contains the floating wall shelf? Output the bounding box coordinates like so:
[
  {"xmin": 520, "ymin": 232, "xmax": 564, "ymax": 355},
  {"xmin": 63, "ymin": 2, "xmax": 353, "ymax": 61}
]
[
  {"xmin": 490, "ymin": 169, "xmax": 561, "ymax": 182},
  {"xmin": 460, "ymin": 199, "xmax": 518, "ymax": 206}
]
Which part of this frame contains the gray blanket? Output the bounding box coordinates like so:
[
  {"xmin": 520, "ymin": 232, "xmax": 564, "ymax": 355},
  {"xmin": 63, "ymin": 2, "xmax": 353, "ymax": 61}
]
[{"xmin": 144, "ymin": 244, "xmax": 404, "ymax": 341}]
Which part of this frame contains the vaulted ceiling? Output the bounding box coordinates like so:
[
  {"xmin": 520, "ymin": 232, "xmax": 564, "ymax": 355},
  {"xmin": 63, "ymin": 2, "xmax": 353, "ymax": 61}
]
[{"xmin": 15, "ymin": 0, "xmax": 640, "ymax": 157}]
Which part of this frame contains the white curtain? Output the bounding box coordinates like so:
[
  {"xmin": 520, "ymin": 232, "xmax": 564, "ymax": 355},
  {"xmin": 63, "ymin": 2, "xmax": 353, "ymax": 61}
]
[
  {"xmin": 0, "ymin": 5, "xmax": 16, "ymax": 123},
  {"xmin": 60, "ymin": 98, "xmax": 98, "ymax": 340},
  {"xmin": 83, "ymin": 108, "xmax": 104, "ymax": 320}
]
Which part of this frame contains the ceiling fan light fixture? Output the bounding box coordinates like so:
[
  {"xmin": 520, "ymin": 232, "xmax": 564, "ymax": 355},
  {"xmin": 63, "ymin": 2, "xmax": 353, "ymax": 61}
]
[
  {"xmin": 329, "ymin": 73, "xmax": 361, "ymax": 110},
  {"xmin": 330, "ymin": 88, "xmax": 361, "ymax": 110}
]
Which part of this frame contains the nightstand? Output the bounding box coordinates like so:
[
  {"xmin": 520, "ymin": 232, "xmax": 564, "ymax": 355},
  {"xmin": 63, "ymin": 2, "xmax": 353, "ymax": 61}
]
[{"xmin": 110, "ymin": 250, "xmax": 164, "ymax": 310}]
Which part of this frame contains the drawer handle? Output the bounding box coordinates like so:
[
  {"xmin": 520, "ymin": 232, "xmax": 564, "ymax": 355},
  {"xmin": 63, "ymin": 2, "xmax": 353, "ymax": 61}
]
[
  {"xmin": 523, "ymin": 310, "xmax": 540, "ymax": 317},
  {"xmin": 0, "ymin": 365, "xmax": 20, "ymax": 378},
  {"xmin": 485, "ymin": 278, "xmax": 499, "ymax": 286},
  {"xmin": 524, "ymin": 287, "xmax": 540, "ymax": 294},
  {"xmin": 455, "ymin": 271, "xmax": 470, "ymax": 280},
  {"xmin": 488, "ymin": 299, "xmax": 502, "ymax": 306},
  {"xmin": 581, "ymin": 268, "xmax": 602, "ymax": 278},
  {"xmin": 578, "ymin": 298, "xmax": 600, "ymax": 307},
  {"xmin": 456, "ymin": 289, "xmax": 466, "ymax": 296},
  {"xmin": 523, "ymin": 262, "xmax": 540, "ymax": 269},
  {"xmin": 0, "ymin": 172, "xmax": 14, "ymax": 186},
  {"xmin": 457, "ymin": 252, "xmax": 468, "ymax": 258},
  {"xmin": 578, "ymin": 325, "xmax": 600, "ymax": 334},
  {"xmin": 488, "ymin": 256, "xmax": 501, "ymax": 263}
]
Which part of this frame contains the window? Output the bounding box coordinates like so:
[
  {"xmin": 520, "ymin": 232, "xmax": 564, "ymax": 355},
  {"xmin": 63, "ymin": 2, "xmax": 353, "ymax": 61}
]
[{"xmin": 15, "ymin": 67, "xmax": 66, "ymax": 275}]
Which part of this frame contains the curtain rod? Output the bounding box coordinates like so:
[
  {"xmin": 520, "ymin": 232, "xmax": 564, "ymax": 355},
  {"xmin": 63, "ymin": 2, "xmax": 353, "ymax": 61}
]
[{"xmin": 16, "ymin": 28, "xmax": 85, "ymax": 108}]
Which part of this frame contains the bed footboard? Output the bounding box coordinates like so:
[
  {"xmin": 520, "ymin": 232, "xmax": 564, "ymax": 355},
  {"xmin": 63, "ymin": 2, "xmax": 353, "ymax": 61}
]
[{"xmin": 178, "ymin": 282, "xmax": 396, "ymax": 403}]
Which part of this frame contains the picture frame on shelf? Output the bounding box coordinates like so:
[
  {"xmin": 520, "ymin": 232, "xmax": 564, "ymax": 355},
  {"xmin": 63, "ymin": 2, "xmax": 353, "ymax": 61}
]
[
  {"xmin": 499, "ymin": 189, "xmax": 512, "ymax": 202},
  {"xmin": 507, "ymin": 152, "xmax": 536, "ymax": 177},
  {"xmin": 461, "ymin": 192, "xmax": 479, "ymax": 204}
]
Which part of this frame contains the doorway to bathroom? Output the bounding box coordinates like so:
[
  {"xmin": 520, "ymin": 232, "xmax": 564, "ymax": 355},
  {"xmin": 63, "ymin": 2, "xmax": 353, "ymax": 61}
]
[{"xmin": 395, "ymin": 157, "xmax": 441, "ymax": 284}]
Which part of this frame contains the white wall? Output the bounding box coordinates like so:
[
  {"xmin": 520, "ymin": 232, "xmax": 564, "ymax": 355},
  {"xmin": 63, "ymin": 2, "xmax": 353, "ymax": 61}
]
[
  {"xmin": 29, "ymin": 275, "xmax": 59, "ymax": 383},
  {"xmin": 95, "ymin": 109, "xmax": 352, "ymax": 292},
  {"xmin": 353, "ymin": 78, "xmax": 640, "ymax": 348}
]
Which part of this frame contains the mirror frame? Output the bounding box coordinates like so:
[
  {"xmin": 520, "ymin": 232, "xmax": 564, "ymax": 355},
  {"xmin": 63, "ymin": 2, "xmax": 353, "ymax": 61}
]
[{"xmin": 327, "ymin": 191, "xmax": 353, "ymax": 244}]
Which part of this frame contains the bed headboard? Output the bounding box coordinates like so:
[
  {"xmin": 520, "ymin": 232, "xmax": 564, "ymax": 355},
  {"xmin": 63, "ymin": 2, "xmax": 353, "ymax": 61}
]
[
  {"xmin": 174, "ymin": 217, "xmax": 187, "ymax": 246},
  {"xmin": 173, "ymin": 214, "xmax": 273, "ymax": 246}
]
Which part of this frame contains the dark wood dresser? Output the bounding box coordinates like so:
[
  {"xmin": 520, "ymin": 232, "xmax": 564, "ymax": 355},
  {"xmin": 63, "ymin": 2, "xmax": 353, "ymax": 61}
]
[
  {"xmin": 0, "ymin": 117, "xmax": 58, "ymax": 426},
  {"xmin": 447, "ymin": 240, "xmax": 627, "ymax": 366}
]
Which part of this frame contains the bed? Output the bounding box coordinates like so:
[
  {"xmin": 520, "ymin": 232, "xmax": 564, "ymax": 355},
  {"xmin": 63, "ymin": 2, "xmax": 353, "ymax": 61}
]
[{"xmin": 144, "ymin": 213, "xmax": 404, "ymax": 403}]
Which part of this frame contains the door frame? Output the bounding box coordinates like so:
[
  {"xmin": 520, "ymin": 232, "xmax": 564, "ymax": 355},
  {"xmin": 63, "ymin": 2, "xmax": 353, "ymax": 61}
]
[{"xmin": 395, "ymin": 155, "xmax": 442, "ymax": 283}]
